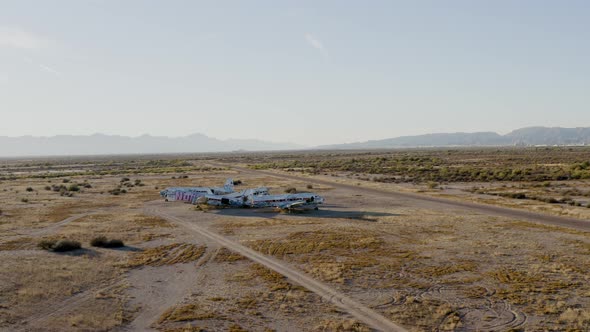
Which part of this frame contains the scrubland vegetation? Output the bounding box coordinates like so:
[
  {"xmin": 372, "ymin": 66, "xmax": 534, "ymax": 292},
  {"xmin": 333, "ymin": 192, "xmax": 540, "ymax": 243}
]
[
  {"xmin": 1, "ymin": 149, "xmax": 590, "ymax": 331},
  {"xmin": 246, "ymin": 147, "xmax": 590, "ymax": 183}
]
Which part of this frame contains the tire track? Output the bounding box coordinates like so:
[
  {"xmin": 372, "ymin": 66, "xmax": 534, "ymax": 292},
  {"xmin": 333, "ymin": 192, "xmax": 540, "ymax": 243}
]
[
  {"xmin": 16, "ymin": 275, "xmax": 127, "ymax": 331},
  {"xmin": 1, "ymin": 211, "xmax": 101, "ymax": 245},
  {"xmin": 146, "ymin": 205, "xmax": 407, "ymax": 332}
]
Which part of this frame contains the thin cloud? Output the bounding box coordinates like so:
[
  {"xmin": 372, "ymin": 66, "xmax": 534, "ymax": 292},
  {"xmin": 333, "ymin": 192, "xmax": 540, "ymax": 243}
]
[
  {"xmin": 23, "ymin": 57, "xmax": 62, "ymax": 77},
  {"xmin": 0, "ymin": 26, "xmax": 47, "ymax": 49},
  {"xmin": 39, "ymin": 64, "xmax": 61, "ymax": 76},
  {"xmin": 305, "ymin": 33, "xmax": 329, "ymax": 60}
]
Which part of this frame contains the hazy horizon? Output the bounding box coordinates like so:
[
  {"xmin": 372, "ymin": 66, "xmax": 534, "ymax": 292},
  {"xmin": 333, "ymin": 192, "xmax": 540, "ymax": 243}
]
[{"xmin": 2, "ymin": 1, "xmax": 589, "ymax": 145}]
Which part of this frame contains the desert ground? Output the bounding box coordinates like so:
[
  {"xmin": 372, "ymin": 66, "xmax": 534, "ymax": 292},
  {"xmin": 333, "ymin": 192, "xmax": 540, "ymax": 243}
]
[{"xmin": 1, "ymin": 148, "xmax": 590, "ymax": 331}]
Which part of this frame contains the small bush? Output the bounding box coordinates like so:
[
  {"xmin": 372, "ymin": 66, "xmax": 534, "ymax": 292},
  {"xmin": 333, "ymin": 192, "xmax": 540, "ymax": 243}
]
[
  {"xmin": 90, "ymin": 236, "xmax": 108, "ymax": 247},
  {"xmin": 91, "ymin": 236, "xmax": 125, "ymax": 248},
  {"xmin": 52, "ymin": 184, "xmax": 67, "ymax": 192},
  {"xmin": 53, "ymin": 240, "xmax": 81, "ymax": 252},
  {"xmin": 44, "ymin": 185, "xmax": 51, "ymax": 191},
  {"xmin": 62, "ymin": 179, "xmax": 70, "ymax": 183},
  {"xmin": 38, "ymin": 239, "xmax": 81, "ymax": 252},
  {"xmin": 121, "ymin": 177, "xmax": 130, "ymax": 182},
  {"xmin": 68, "ymin": 184, "xmax": 80, "ymax": 192},
  {"xmin": 26, "ymin": 187, "xmax": 34, "ymax": 192},
  {"xmin": 109, "ymin": 187, "xmax": 126, "ymax": 195},
  {"xmin": 306, "ymin": 184, "xmax": 313, "ymax": 189},
  {"xmin": 21, "ymin": 198, "xmax": 29, "ymax": 203},
  {"xmin": 284, "ymin": 187, "xmax": 297, "ymax": 194},
  {"xmin": 547, "ymin": 198, "xmax": 559, "ymax": 204},
  {"xmin": 38, "ymin": 239, "xmax": 57, "ymax": 250},
  {"xmin": 233, "ymin": 180, "xmax": 243, "ymax": 185}
]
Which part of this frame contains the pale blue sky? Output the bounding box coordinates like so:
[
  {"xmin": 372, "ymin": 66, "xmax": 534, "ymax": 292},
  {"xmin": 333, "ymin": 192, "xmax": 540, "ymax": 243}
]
[{"xmin": 1, "ymin": 1, "xmax": 589, "ymax": 145}]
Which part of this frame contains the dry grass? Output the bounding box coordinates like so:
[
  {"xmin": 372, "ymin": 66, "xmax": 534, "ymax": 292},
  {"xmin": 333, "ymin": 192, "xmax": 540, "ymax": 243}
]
[
  {"xmin": 50, "ymin": 213, "xmax": 174, "ymax": 246},
  {"xmin": 412, "ymin": 261, "xmax": 478, "ymax": 277},
  {"xmin": 249, "ymin": 263, "xmax": 293, "ymax": 292},
  {"xmin": 158, "ymin": 303, "xmax": 223, "ymax": 324},
  {"xmin": 251, "ymin": 229, "xmax": 383, "ymax": 257},
  {"xmin": 126, "ymin": 243, "xmax": 206, "ymax": 267},
  {"xmin": 48, "ymin": 282, "xmax": 130, "ymax": 330},
  {"xmin": 0, "ymin": 237, "xmax": 35, "ymax": 250},
  {"xmin": 214, "ymin": 247, "xmax": 247, "ymax": 263},
  {"xmin": 132, "ymin": 215, "xmax": 174, "ymax": 228},
  {"xmin": 163, "ymin": 325, "xmax": 207, "ymax": 332},
  {"xmin": 0, "ymin": 250, "xmax": 125, "ymax": 328},
  {"xmin": 314, "ymin": 319, "xmax": 371, "ymax": 332}
]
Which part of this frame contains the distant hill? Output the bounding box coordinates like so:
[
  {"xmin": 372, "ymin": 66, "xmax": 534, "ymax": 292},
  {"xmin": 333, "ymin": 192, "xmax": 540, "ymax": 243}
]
[
  {"xmin": 319, "ymin": 127, "xmax": 590, "ymax": 149},
  {"xmin": 0, "ymin": 133, "xmax": 302, "ymax": 157}
]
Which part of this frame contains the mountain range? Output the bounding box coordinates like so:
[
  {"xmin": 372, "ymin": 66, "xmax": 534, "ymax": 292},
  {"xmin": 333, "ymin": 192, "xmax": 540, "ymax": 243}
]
[
  {"xmin": 319, "ymin": 127, "xmax": 590, "ymax": 149},
  {"xmin": 1, "ymin": 127, "xmax": 589, "ymax": 157},
  {"xmin": 0, "ymin": 133, "xmax": 301, "ymax": 157}
]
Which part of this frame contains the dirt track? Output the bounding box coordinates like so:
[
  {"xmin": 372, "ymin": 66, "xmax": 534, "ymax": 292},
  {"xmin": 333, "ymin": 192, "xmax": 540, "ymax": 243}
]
[
  {"xmin": 229, "ymin": 165, "xmax": 590, "ymax": 231},
  {"xmin": 145, "ymin": 205, "xmax": 408, "ymax": 332}
]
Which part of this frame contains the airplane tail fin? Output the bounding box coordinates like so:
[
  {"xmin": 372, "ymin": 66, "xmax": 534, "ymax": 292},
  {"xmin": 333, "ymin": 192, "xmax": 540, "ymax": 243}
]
[{"xmin": 224, "ymin": 178, "xmax": 234, "ymax": 192}]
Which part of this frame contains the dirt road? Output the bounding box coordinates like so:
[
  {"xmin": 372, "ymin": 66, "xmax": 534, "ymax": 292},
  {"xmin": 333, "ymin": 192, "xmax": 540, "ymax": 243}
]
[
  {"xmin": 145, "ymin": 205, "xmax": 408, "ymax": 332},
  {"xmin": 229, "ymin": 165, "xmax": 590, "ymax": 231}
]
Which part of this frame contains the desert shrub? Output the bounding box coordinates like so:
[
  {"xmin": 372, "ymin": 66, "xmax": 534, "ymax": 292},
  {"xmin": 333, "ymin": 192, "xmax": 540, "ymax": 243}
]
[
  {"xmin": 60, "ymin": 189, "xmax": 74, "ymax": 197},
  {"xmin": 62, "ymin": 179, "xmax": 70, "ymax": 183},
  {"xmin": 52, "ymin": 240, "xmax": 81, "ymax": 252},
  {"xmin": 68, "ymin": 184, "xmax": 80, "ymax": 192},
  {"xmin": 21, "ymin": 198, "xmax": 29, "ymax": 203},
  {"xmin": 306, "ymin": 184, "xmax": 313, "ymax": 189},
  {"xmin": 82, "ymin": 183, "xmax": 92, "ymax": 188},
  {"xmin": 427, "ymin": 181, "xmax": 439, "ymax": 189},
  {"xmin": 38, "ymin": 239, "xmax": 57, "ymax": 250},
  {"xmin": 121, "ymin": 177, "xmax": 130, "ymax": 182},
  {"xmin": 233, "ymin": 180, "xmax": 243, "ymax": 185},
  {"xmin": 38, "ymin": 239, "xmax": 81, "ymax": 252},
  {"xmin": 44, "ymin": 185, "xmax": 51, "ymax": 191},
  {"xmin": 52, "ymin": 184, "xmax": 66, "ymax": 192},
  {"xmin": 26, "ymin": 187, "xmax": 34, "ymax": 192},
  {"xmin": 0, "ymin": 208, "xmax": 3, "ymax": 215},
  {"xmin": 284, "ymin": 187, "xmax": 297, "ymax": 194},
  {"xmin": 109, "ymin": 187, "xmax": 126, "ymax": 195},
  {"xmin": 91, "ymin": 236, "xmax": 108, "ymax": 247},
  {"xmin": 91, "ymin": 236, "xmax": 125, "ymax": 248}
]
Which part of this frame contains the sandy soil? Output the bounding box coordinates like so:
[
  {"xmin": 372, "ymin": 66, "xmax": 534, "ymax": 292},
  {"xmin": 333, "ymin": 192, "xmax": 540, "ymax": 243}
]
[{"xmin": 1, "ymin": 160, "xmax": 589, "ymax": 331}]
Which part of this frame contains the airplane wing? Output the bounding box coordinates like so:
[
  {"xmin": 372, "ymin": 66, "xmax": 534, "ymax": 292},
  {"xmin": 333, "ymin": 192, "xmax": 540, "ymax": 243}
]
[{"xmin": 278, "ymin": 200, "xmax": 307, "ymax": 209}]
